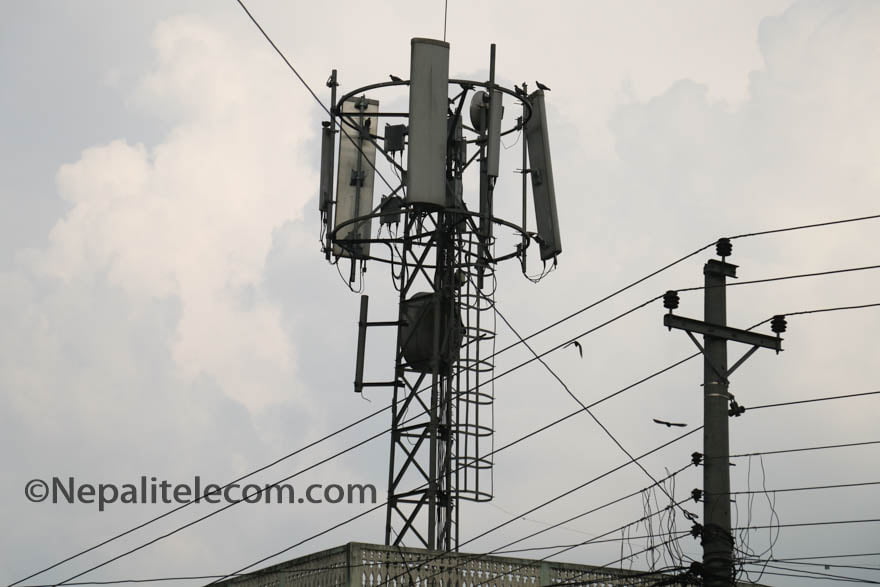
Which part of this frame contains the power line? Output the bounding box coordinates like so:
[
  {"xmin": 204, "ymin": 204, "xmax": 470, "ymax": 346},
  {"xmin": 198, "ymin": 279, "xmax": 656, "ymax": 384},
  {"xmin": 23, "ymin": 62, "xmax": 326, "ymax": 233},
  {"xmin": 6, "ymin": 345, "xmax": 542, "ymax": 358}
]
[
  {"xmin": 488, "ymin": 463, "xmax": 693, "ymax": 556},
  {"xmin": 483, "ymin": 294, "xmax": 663, "ymax": 391},
  {"xmin": 494, "ymin": 304, "xmax": 685, "ymax": 516},
  {"xmin": 748, "ymin": 301, "xmax": 880, "ymax": 330},
  {"xmin": 512, "ymin": 212, "xmax": 880, "ymax": 365},
  {"xmin": 678, "ymin": 263, "xmax": 880, "ymax": 293},
  {"xmin": 7, "ymin": 405, "xmax": 392, "ymax": 587},
  {"xmin": 743, "ymin": 560, "xmax": 880, "ymax": 573},
  {"xmin": 234, "ymin": 0, "xmax": 395, "ymax": 193},
  {"xmin": 49, "ymin": 343, "xmax": 701, "ymax": 585},
  {"xmin": 748, "ymin": 552, "xmax": 880, "ymax": 563},
  {"xmin": 724, "ymin": 480, "xmax": 880, "ymax": 495},
  {"xmin": 756, "ymin": 570, "xmax": 879, "ymax": 584},
  {"xmin": 487, "ymin": 243, "xmax": 713, "ymax": 358},
  {"xmin": 548, "ymin": 535, "xmax": 693, "ymax": 586},
  {"xmin": 783, "ymin": 302, "xmax": 880, "ymax": 318},
  {"xmin": 745, "ymin": 563, "xmax": 880, "ymax": 584},
  {"xmin": 728, "ymin": 213, "xmax": 880, "ymax": 240},
  {"xmin": 735, "ymin": 518, "xmax": 880, "ymax": 531},
  {"xmin": 16, "ymin": 533, "xmax": 692, "ymax": 587},
  {"xmin": 31, "ymin": 289, "xmax": 867, "ymax": 583},
  {"xmin": 217, "ymin": 428, "xmax": 700, "ymax": 585},
  {"xmin": 392, "ymin": 459, "xmax": 699, "ymax": 587},
  {"xmin": 15, "ymin": 283, "xmax": 698, "ymax": 584},
  {"xmin": 748, "ymin": 390, "xmax": 880, "ymax": 411},
  {"xmin": 730, "ymin": 439, "xmax": 880, "ymax": 459},
  {"xmin": 49, "ymin": 428, "xmax": 390, "ymax": 586},
  {"xmin": 28, "ymin": 217, "xmax": 880, "ymax": 583},
  {"xmin": 460, "ymin": 430, "xmax": 699, "ymax": 551}
]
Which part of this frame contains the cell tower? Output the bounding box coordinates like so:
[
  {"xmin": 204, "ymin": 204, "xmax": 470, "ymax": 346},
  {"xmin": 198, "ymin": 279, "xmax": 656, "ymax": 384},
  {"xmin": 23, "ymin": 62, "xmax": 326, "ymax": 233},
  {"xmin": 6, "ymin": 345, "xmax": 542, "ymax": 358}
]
[{"xmin": 318, "ymin": 38, "xmax": 561, "ymax": 551}]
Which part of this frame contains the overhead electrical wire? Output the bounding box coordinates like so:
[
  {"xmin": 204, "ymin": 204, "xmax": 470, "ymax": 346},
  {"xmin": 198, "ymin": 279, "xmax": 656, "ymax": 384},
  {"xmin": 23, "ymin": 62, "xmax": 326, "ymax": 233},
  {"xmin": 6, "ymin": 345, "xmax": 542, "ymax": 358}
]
[
  {"xmin": 729, "ymin": 439, "xmax": 880, "ymax": 459},
  {"xmin": 747, "ymin": 552, "xmax": 880, "ymax": 563},
  {"xmin": 743, "ymin": 563, "xmax": 880, "ymax": 584},
  {"xmin": 735, "ymin": 518, "xmax": 880, "ymax": 531},
  {"xmin": 29, "ymin": 267, "xmax": 878, "ymax": 584},
  {"xmin": 5, "ymin": 405, "xmax": 392, "ymax": 587},
  {"xmin": 11, "ymin": 271, "xmax": 700, "ymax": 586},
  {"xmin": 25, "ymin": 0, "xmax": 880, "ymax": 576},
  {"xmin": 741, "ymin": 560, "xmax": 880, "ymax": 573},
  {"xmin": 212, "ymin": 427, "xmax": 701, "ymax": 584},
  {"xmin": 24, "ymin": 278, "xmax": 877, "ymax": 586},
  {"xmin": 719, "ymin": 480, "xmax": 880, "ymax": 496},
  {"xmin": 748, "ymin": 301, "xmax": 880, "ymax": 330},
  {"xmin": 727, "ymin": 213, "xmax": 880, "ymax": 239},
  {"xmin": 488, "ymin": 462, "xmax": 693, "ymax": 557},
  {"xmin": 17, "ymin": 29, "xmax": 878, "ymax": 570},
  {"xmin": 677, "ymin": 263, "xmax": 880, "ymax": 293},
  {"xmin": 34, "ymin": 272, "xmax": 873, "ymax": 584},
  {"xmin": 494, "ymin": 304, "xmax": 687, "ymax": 516},
  {"xmin": 14, "ymin": 532, "xmax": 696, "ymax": 587},
  {"xmin": 372, "ymin": 449, "xmax": 701, "ymax": 587},
  {"xmin": 748, "ymin": 390, "xmax": 880, "ymax": 411},
  {"xmin": 234, "ymin": 0, "xmax": 396, "ymax": 193}
]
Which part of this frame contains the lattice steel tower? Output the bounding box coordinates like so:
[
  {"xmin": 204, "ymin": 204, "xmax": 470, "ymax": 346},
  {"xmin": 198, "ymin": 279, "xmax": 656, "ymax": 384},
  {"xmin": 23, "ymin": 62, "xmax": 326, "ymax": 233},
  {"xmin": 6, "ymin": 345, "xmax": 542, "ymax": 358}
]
[{"xmin": 318, "ymin": 39, "xmax": 561, "ymax": 551}]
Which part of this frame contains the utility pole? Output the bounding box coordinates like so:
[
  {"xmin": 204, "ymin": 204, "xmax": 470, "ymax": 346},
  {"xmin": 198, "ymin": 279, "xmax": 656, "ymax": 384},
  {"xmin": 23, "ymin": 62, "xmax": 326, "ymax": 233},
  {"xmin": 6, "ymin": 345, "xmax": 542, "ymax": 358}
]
[
  {"xmin": 702, "ymin": 256, "xmax": 734, "ymax": 586},
  {"xmin": 662, "ymin": 239, "xmax": 786, "ymax": 586}
]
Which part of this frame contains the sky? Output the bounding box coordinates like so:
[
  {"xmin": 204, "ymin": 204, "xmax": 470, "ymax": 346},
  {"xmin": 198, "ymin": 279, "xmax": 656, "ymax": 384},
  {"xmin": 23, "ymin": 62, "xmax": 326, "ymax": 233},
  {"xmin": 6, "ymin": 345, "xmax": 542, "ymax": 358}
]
[{"xmin": 2, "ymin": 1, "xmax": 880, "ymax": 586}]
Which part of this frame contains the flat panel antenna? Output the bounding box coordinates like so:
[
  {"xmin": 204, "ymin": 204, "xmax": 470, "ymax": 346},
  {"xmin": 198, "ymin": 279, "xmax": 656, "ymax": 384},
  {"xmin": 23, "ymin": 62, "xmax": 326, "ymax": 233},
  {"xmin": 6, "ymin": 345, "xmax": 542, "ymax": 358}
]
[
  {"xmin": 525, "ymin": 90, "xmax": 562, "ymax": 260},
  {"xmin": 334, "ymin": 97, "xmax": 379, "ymax": 258},
  {"xmin": 407, "ymin": 38, "xmax": 450, "ymax": 208}
]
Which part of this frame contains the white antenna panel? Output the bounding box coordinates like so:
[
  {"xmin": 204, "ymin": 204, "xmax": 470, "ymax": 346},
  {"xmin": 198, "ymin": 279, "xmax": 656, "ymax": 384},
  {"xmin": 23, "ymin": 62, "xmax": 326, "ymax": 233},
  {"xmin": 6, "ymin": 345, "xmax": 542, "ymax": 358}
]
[
  {"xmin": 407, "ymin": 38, "xmax": 450, "ymax": 209},
  {"xmin": 334, "ymin": 97, "xmax": 379, "ymax": 258}
]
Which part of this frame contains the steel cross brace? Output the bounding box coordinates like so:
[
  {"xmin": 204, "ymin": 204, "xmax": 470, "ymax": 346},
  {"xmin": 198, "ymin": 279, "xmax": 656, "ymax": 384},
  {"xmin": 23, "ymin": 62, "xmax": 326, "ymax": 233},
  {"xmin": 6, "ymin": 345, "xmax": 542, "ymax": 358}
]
[{"xmin": 665, "ymin": 314, "xmax": 782, "ymax": 385}]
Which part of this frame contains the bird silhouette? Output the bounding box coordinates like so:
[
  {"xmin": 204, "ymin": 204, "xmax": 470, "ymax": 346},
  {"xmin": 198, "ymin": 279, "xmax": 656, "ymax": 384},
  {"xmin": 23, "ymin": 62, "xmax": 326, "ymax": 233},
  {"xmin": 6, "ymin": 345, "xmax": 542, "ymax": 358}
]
[
  {"xmin": 535, "ymin": 81, "xmax": 551, "ymax": 92},
  {"xmin": 653, "ymin": 418, "xmax": 687, "ymax": 428},
  {"xmin": 514, "ymin": 84, "xmax": 526, "ymax": 97},
  {"xmin": 564, "ymin": 340, "xmax": 583, "ymax": 358},
  {"xmin": 389, "ymin": 75, "xmax": 404, "ymax": 83}
]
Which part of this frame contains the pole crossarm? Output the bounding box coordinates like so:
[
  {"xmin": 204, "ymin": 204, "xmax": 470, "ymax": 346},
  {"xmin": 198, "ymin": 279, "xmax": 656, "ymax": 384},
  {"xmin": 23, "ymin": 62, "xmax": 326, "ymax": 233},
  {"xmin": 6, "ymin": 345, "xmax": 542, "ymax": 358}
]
[{"xmin": 664, "ymin": 314, "xmax": 782, "ymax": 352}]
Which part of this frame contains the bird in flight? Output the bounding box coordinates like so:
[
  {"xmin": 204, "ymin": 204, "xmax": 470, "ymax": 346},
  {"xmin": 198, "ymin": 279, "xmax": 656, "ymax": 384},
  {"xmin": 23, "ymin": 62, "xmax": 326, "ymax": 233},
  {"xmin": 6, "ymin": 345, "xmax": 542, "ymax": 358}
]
[
  {"xmin": 653, "ymin": 418, "xmax": 687, "ymax": 428},
  {"xmin": 564, "ymin": 340, "xmax": 583, "ymax": 358},
  {"xmin": 535, "ymin": 81, "xmax": 551, "ymax": 92}
]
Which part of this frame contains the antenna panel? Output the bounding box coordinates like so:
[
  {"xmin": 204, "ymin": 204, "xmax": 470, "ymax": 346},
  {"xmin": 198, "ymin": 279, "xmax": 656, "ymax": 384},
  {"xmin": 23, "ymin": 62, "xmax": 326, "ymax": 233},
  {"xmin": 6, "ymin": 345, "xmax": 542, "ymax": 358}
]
[
  {"xmin": 407, "ymin": 38, "xmax": 450, "ymax": 209},
  {"xmin": 486, "ymin": 89, "xmax": 502, "ymax": 177},
  {"xmin": 319, "ymin": 122, "xmax": 335, "ymax": 213},
  {"xmin": 334, "ymin": 97, "xmax": 379, "ymax": 258},
  {"xmin": 525, "ymin": 90, "xmax": 562, "ymax": 260}
]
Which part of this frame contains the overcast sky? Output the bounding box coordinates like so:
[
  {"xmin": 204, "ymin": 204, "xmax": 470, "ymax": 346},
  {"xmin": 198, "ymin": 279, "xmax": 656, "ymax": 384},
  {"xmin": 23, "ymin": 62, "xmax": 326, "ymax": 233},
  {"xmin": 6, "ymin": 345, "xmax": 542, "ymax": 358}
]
[{"xmin": 3, "ymin": 1, "xmax": 880, "ymax": 586}]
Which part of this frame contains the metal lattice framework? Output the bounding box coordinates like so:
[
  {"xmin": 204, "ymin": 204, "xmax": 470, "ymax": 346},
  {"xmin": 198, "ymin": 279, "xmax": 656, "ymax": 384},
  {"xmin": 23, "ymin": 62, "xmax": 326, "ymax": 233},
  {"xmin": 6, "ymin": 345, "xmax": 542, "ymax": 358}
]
[{"xmin": 320, "ymin": 40, "xmax": 559, "ymax": 551}]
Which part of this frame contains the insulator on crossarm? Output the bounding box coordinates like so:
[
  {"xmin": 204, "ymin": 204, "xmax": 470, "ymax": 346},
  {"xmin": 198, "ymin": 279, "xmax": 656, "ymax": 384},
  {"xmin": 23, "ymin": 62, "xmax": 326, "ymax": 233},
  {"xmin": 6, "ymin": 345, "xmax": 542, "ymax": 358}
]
[
  {"xmin": 716, "ymin": 237, "xmax": 732, "ymax": 259},
  {"xmin": 771, "ymin": 314, "xmax": 787, "ymax": 334},
  {"xmin": 663, "ymin": 290, "xmax": 680, "ymax": 313}
]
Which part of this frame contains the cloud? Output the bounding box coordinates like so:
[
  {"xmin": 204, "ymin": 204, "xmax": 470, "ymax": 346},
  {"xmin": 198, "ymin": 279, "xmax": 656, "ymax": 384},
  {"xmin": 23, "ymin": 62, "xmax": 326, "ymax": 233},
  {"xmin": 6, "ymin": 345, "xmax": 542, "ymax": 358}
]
[{"xmin": 30, "ymin": 14, "xmax": 319, "ymax": 411}]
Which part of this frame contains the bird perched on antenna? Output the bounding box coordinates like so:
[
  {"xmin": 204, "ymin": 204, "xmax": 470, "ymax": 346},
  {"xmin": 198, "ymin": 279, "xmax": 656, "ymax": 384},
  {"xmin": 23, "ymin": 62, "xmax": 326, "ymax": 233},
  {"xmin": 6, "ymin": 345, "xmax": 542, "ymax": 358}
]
[
  {"xmin": 564, "ymin": 340, "xmax": 583, "ymax": 358},
  {"xmin": 389, "ymin": 74, "xmax": 404, "ymax": 83},
  {"xmin": 535, "ymin": 81, "xmax": 551, "ymax": 92},
  {"xmin": 653, "ymin": 418, "xmax": 687, "ymax": 428}
]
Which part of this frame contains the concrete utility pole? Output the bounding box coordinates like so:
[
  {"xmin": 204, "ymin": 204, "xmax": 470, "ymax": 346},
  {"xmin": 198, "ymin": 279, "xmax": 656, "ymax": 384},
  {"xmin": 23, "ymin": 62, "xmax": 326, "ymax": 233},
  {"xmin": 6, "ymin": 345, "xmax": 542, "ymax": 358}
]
[
  {"xmin": 702, "ymin": 258, "xmax": 735, "ymax": 586},
  {"xmin": 663, "ymin": 239, "xmax": 785, "ymax": 586}
]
